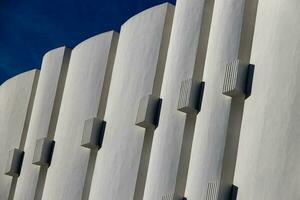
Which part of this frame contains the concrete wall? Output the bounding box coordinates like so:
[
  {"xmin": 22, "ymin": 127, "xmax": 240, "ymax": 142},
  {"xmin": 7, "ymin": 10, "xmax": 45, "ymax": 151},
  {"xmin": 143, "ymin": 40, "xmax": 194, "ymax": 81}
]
[
  {"xmin": 233, "ymin": 0, "xmax": 300, "ymax": 199},
  {"xmin": 14, "ymin": 47, "xmax": 71, "ymax": 200},
  {"xmin": 88, "ymin": 3, "xmax": 174, "ymax": 200},
  {"xmin": 143, "ymin": 0, "xmax": 214, "ymax": 199},
  {"xmin": 41, "ymin": 31, "xmax": 118, "ymax": 200},
  {"xmin": 1, "ymin": 1, "xmax": 300, "ymax": 200},
  {"xmin": 185, "ymin": 0, "xmax": 257, "ymax": 199},
  {"xmin": 0, "ymin": 70, "xmax": 39, "ymax": 200}
]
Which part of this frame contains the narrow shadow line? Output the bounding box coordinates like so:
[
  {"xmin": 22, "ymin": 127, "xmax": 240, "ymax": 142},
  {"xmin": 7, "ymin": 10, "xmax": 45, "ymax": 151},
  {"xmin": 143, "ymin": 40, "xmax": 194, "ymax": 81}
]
[
  {"xmin": 81, "ymin": 150, "xmax": 98, "ymax": 200},
  {"xmin": 174, "ymin": 114, "xmax": 196, "ymax": 195},
  {"xmin": 34, "ymin": 166, "xmax": 48, "ymax": 200},
  {"xmin": 133, "ymin": 129, "xmax": 155, "ymax": 200},
  {"xmin": 8, "ymin": 177, "xmax": 18, "ymax": 200},
  {"xmin": 218, "ymin": 98, "xmax": 244, "ymax": 199}
]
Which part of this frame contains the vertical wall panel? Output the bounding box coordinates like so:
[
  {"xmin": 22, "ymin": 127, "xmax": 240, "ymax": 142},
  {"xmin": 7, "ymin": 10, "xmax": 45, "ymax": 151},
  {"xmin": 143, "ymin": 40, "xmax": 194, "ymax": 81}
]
[
  {"xmin": 14, "ymin": 47, "xmax": 71, "ymax": 200},
  {"xmin": 1, "ymin": 1, "xmax": 299, "ymax": 200},
  {"xmin": 233, "ymin": 0, "xmax": 300, "ymax": 199},
  {"xmin": 0, "ymin": 70, "xmax": 39, "ymax": 200},
  {"xmin": 88, "ymin": 3, "xmax": 174, "ymax": 200},
  {"xmin": 185, "ymin": 0, "xmax": 248, "ymax": 199},
  {"xmin": 41, "ymin": 31, "xmax": 118, "ymax": 200},
  {"xmin": 143, "ymin": 0, "xmax": 214, "ymax": 199}
]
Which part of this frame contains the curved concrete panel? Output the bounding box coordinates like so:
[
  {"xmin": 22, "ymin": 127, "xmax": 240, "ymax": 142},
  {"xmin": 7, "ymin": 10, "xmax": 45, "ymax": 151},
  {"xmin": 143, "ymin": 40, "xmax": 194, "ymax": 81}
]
[
  {"xmin": 143, "ymin": 0, "xmax": 214, "ymax": 199},
  {"xmin": 41, "ymin": 31, "xmax": 118, "ymax": 200},
  {"xmin": 14, "ymin": 47, "xmax": 71, "ymax": 200},
  {"xmin": 233, "ymin": 0, "xmax": 300, "ymax": 199},
  {"xmin": 0, "ymin": 70, "xmax": 39, "ymax": 200},
  {"xmin": 88, "ymin": 3, "xmax": 174, "ymax": 200},
  {"xmin": 185, "ymin": 0, "xmax": 251, "ymax": 199}
]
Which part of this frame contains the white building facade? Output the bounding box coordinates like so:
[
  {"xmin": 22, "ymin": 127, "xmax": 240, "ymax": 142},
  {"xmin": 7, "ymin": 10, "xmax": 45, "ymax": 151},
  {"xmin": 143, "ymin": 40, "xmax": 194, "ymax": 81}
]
[{"xmin": 0, "ymin": 0, "xmax": 299, "ymax": 199}]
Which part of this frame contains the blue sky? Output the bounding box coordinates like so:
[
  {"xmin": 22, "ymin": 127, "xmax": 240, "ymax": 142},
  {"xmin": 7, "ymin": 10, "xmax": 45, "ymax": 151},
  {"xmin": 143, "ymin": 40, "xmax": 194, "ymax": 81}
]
[{"xmin": 0, "ymin": 0, "xmax": 176, "ymax": 84}]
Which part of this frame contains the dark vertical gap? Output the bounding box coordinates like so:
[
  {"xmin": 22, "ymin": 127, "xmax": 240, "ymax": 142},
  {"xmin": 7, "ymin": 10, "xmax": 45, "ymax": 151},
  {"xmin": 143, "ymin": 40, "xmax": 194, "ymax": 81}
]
[
  {"xmin": 81, "ymin": 150, "xmax": 98, "ymax": 200},
  {"xmin": 19, "ymin": 70, "xmax": 40, "ymax": 150},
  {"xmin": 192, "ymin": 0, "xmax": 215, "ymax": 81},
  {"xmin": 96, "ymin": 32, "xmax": 119, "ymax": 118},
  {"xmin": 152, "ymin": 4, "xmax": 174, "ymax": 97},
  {"xmin": 8, "ymin": 177, "xmax": 18, "ymax": 200},
  {"xmin": 218, "ymin": 98, "xmax": 244, "ymax": 199},
  {"xmin": 47, "ymin": 47, "xmax": 71, "ymax": 140},
  {"xmin": 217, "ymin": 0, "xmax": 259, "ymax": 198},
  {"xmin": 174, "ymin": 114, "xmax": 196, "ymax": 195},
  {"xmin": 238, "ymin": 0, "xmax": 259, "ymax": 62},
  {"xmin": 82, "ymin": 33, "xmax": 119, "ymax": 200},
  {"xmin": 175, "ymin": 114, "xmax": 196, "ymax": 196},
  {"xmin": 133, "ymin": 129, "xmax": 154, "ymax": 200},
  {"xmin": 34, "ymin": 167, "xmax": 48, "ymax": 200}
]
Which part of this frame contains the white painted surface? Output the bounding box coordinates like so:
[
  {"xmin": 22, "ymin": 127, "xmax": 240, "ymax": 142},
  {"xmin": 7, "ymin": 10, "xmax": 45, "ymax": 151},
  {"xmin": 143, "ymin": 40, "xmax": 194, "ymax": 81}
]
[
  {"xmin": 0, "ymin": 2, "xmax": 299, "ymax": 200},
  {"xmin": 14, "ymin": 47, "xmax": 70, "ymax": 200},
  {"xmin": 233, "ymin": 0, "xmax": 300, "ymax": 199},
  {"xmin": 89, "ymin": 3, "xmax": 174, "ymax": 200},
  {"xmin": 0, "ymin": 70, "xmax": 39, "ymax": 200},
  {"xmin": 41, "ymin": 32, "xmax": 118, "ymax": 200},
  {"xmin": 143, "ymin": 0, "xmax": 211, "ymax": 199},
  {"xmin": 185, "ymin": 0, "xmax": 246, "ymax": 199}
]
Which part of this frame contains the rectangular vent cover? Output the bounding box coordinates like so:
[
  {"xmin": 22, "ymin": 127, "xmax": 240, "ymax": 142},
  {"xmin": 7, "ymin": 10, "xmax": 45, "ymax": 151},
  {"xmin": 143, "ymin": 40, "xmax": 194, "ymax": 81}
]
[
  {"xmin": 206, "ymin": 182, "xmax": 219, "ymax": 200},
  {"xmin": 178, "ymin": 78, "xmax": 205, "ymax": 114},
  {"xmin": 32, "ymin": 137, "xmax": 55, "ymax": 167},
  {"xmin": 223, "ymin": 59, "xmax": 248, "ymax": 97},
  {"xmin": 135, "ymin": 94, "xmax": 162, "ymax": 129},
  {"xmin": 81, "ymin": 117, "xmax": 106, "ymax": 150},
  {"xmin": 162, "ymin": 193, "xmax": 185, "ymax": 200},
  {"xmin": 5, "ymin": 148, "xmax": 24, "ymax": 177}
]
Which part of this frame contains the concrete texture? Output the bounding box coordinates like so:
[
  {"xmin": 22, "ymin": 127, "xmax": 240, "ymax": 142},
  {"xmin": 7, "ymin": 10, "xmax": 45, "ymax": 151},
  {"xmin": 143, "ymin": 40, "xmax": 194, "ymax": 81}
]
[
  {"xmin": 41, "ymin": 31, "xmax": 118, "ymax": 200},
  {"xmin": 1, "ymin": 1, "xmax": 300, "ymax": 200},
  {"xmin": 233, "ymin": 0, "xmax": 300, "ymax": 199},
  {"xmin": 0, "ymin": 69, "xmax": 39, "ymax": 200},
  {"xmin": 143, "ymin": 0, "xmax": 214, "ymax": 199},
  {"xmin": 88, "ymin": 3, "xmax": 174, "ymax": 200},
  {"xmin": 185, "ymin": 0, "xmax": 257, "ymax": 199},
  {"xmin": 14, "ymin": 47, "xmax": 71, "ymax": 200}
]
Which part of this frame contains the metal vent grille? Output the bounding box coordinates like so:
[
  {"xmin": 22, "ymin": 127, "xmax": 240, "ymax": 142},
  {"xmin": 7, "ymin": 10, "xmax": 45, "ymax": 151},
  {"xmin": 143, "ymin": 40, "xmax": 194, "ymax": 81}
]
[
  {"xmin": 135, "ymin": 94, "xmax": 162, "ymax": 129},
  {"xmin": 223, "ymin": 60, "xmax": 239, "ymax": 94},
  {"xmin": 162, "ymin": 193, "xmax": 184, "ymax": 200},
  {"xmin": 178, "ymin": 79, "xmax": 193, "ymax": 110},
  {"xmin": 223, "ymin": 59, "xmax": 249, "ymax": 97},
  {"xmin": 162, "ymin": 193, "xmax": 174, "ymax": 200},
  {"xmin": 178, "ymin": 78, "xmax": 205, "ymax": 114},
  {"xmin": 206, "ymin": 182, "xmax": 219, "ymax": 200}
]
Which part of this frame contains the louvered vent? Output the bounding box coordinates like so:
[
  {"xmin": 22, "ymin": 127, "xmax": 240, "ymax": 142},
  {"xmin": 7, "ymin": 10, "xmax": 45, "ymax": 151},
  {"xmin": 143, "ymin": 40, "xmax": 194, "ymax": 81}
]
[
  {"xmin": 162, "ymin": 193, "xmax": 173, "ymax": 200},
  {"xmin": 206, "ymin": 182, "xmax": 219, "ymax": 200},
  {"xmin": 162, "ymin": 193, "xmax": 185, "ymax": 200},
  {"xmin": 223, "ymin": 59, "xmax": 248, "ymax": 97},
  {"xmin": 178, "ymin": 78, "xmax": 205, "ymax": 114},
  {"xmin": 135, "ymin": 94, "xmax": 162, "ymax": 129}
]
